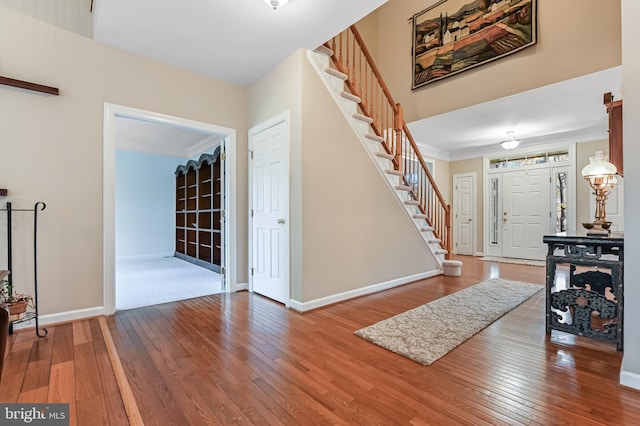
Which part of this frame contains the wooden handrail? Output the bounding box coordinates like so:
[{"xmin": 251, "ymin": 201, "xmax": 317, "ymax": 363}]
[
  {"xmin": 323, "ymin": 25, "xmax": 452, "ymax": 260},
  {"xmin": 401, "ymin": 123, "xmax": 448, "ymax": 208},
  {"xmin": 348, "ymin": 26, "xmax": 399, "ymax": 114}
]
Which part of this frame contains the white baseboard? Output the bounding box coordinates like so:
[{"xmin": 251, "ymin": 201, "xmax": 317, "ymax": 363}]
[
  {"xmin": 235, "ymin": 282, "xmax": 248, "ymax": 291},
  {"xmin": 12, "ymin": 306, "xmax": 105, "ymax": 331},
  {"xmin": 116, "ymin": 253, "xmax": 175, "ymax": 262},
  {"xmin": 289, "ymin": 270, "xmax": 442, "ymax": 312},
  {"xmin": 474, "ymin": 251, "xmax": 483, "ymax": 257},
  {"xmin": 620, "ymin": 369, "xmax": 640, "ymax": 390}
]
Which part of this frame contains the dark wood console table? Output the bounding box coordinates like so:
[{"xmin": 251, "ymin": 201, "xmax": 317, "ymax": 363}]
[{"xmin": 543, "ymin": 232, "xmax": 623, "ymax": 350}]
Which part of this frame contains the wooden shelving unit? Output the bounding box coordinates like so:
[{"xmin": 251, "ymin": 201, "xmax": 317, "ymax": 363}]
[{"xmin": 174, "ymin": 148, "xmax": 222, "ymax": 273}]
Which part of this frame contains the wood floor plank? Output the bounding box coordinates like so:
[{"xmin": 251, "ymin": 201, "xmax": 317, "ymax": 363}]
[
  {"xmin": 17, "ymin": 385, "xmax": 48, "ymax": 403},
  {"xmin": 51, "ymin": 323, "xmax": 74, "ymax": 365},
  {"xmin": 72, "ymin": 320, "xmax": 92, "ymax": 346},
  {"xmin": 73, "ymin": 342, "xmax": 102, "ymax": 401},
  {"xmin": 21, "ymin": 358, "xmax": 51, "ymax": 392},
  {"xmin": 3, "ymin": 256, "xmax": 640, "ymax": 425},
  {"xmin": 48, "ymin": 361, "xmax": 77, "ymax": 426}
]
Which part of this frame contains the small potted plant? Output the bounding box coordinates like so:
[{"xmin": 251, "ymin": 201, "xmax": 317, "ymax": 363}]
[{"xmin": 0, "ymin": 277, "xmax": 34, "ymax": 322}]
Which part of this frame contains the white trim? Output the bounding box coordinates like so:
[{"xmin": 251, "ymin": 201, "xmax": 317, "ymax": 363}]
[
  {"xmin": 12, "ymin": 307, "xmax": 105, "ymax": 331},
  {"xmin": 235, "ymin": 282, "xmax": 249, "ymax": 291},
  {"xmin": 453, "ymin": 172, "xmax": 477, "ymax": 256},
  {"xmin": 248, "ymin": 110, "xmax": 291, "ymax": 308},
  {"xmin": 103, "ymin": 103, "xmax": 238, "ymax": 315},
  {"xmin": 620, "ymin": 369, "xmax": 640, "ymax": 391},
  {"xmin": 289, "ymin": 270, "xmax": 442, "ymax": 312}
]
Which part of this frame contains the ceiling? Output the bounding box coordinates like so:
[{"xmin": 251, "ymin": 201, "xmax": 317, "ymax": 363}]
[
  {"xmin": 409, "ymin": 67, "xmax": 623, "ymax": 161},
  {"xmin": 93, "ymin": 0, "xmax": 621, "ymax": 160},
  {"xmin": 93, "ymin": 0, "xmax": 386, "ymax": 86}
]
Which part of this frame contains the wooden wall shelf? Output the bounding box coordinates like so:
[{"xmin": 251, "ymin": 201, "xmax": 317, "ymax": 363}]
[{"xmin": 0, "ymin": 76, "xmax": 59, "ymax": 96}]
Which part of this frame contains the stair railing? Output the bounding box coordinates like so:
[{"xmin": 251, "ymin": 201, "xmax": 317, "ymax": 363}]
[{"xmin": 325, "ymin": 25, "xmax": 452, "ymax": 259}]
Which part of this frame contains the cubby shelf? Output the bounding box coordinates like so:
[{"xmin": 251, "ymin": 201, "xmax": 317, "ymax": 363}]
[{"xmin": 174, "ymin": 148, "xmax": 223, "ymax": 273}]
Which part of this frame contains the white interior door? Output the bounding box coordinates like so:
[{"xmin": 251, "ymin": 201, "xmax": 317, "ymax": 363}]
[
  {"xmin": 453, "ymin": 173, "xmax": 474, "ymax": 255},
  {"xmin": 250, "ymin": 117, "xmax": 289, "ymax": 305},
  {"xmin": 502, "ymin": 168, "xmax": 551, "ymax": 260}
]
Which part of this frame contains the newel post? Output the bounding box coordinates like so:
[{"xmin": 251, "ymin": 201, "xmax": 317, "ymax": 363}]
[
  {"xmin": 445, "ymin": 205, "xmax": 453, "ymax": 260},
  {"xmin": 394, "ymin": 103, "xmax": 403, "ymax": 171}
]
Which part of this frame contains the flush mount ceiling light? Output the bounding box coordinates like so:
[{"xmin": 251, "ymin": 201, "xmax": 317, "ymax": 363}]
[
  {"xmin": 264, "ymin": 0, "xmax": 291, "ymax": 9},
  {"xmin": 500, "ymin": 131, "xmax": 521, "ymax": 150}
]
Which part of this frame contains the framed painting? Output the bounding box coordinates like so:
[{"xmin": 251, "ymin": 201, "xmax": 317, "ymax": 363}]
[{"xmin": 412, "ymin": 0, "xmax": 537, "ymax": 89}]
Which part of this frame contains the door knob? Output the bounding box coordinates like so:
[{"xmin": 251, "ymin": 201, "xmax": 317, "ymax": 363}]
[{"xmin": 277, "ymin": 218, "xmax": 286, "ymax": 224}]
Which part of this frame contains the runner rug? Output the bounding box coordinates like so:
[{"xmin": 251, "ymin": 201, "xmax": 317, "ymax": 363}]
[{"xmin": 354, "ymin": 278, "xmax": 543, "ymax": 365}]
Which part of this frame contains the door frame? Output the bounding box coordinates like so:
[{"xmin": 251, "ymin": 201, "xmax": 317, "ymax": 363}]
[
  {"xmin": 248, "ymin": 110, "xmax": 291, "ymax": 307},
  {"xmin": 482, "ymin": 141, "xmax": 576, "ymax": 258},
  {"xmin": 453, "ymin": 172, "xmax": 477, "ymax": 256},
  {"xmin": 102, "ymin": 103, "xmax": 238, "ymax": 315}
]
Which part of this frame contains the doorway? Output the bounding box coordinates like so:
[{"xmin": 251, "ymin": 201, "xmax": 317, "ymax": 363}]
[
  {"xmin": 103, "ymin": 103, "xmax": 238, "ymax": 315},
  {"xmin": 248, "ymin": 112, "xmax": 290, "ymax": 306},
  {"xmin": 484, "ymin": 145, "xmax": 575, "ymax": 261},
  {"xmin": 453, "ymin": 173, "xmax": 476, "ymax": 255}
]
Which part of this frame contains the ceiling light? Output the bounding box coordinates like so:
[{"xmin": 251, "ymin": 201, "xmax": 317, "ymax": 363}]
[
  {"xmin": 500, "ymin": 131, "xmax": 520, "ymax": 150},
  {"xmin": 264, "ymin": 0, "xmax": 291, "ymax": 9}
]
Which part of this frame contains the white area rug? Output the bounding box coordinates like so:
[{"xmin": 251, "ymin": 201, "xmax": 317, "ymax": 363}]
[
  {"xmin": 116, "ymin": 257, "xmax": 222, "ymax": 310},
  {"xmin": 479, "ymin": 256, "xmax": 545, "ymax": 267},
  {"xmin": 355, "ymin": 278, "xmax": 543, "ymax": 365}
]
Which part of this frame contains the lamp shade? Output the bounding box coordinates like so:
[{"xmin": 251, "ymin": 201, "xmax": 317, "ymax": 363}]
[
  {"xmin": 500, "ymin": 131, "xmax": 520, "ymax": 150},
  {"xmin": 500, "ymin": 140, "xmax": 520, "ymax": 150},
  {"xmin": 264, "ymin": 0, "xmax": 290, "ymax": 8},
  {"xmin": 581, "ymin": 151, "xmax": 617, "ymax": 177}
]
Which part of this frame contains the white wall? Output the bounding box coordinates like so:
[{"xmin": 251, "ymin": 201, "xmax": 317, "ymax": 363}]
[
  {"xmin": 115, "ymin": 150, "xmax": 184, "ymax": 260},
  {"xmin": 620, "ymin": 0, "xmax": 640, "ymax": 390}
]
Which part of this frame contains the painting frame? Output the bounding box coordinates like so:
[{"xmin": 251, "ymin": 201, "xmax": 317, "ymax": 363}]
[{"xmin": 411, "ymin": 0, "xmax": 537, "ymax": 89}]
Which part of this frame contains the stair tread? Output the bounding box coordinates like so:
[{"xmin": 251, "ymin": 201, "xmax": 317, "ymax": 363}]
[
  {"xmin": 365, "ymin": 133, "xmax": 385, "ymax": 142},
  {"xmin": 325, "ymin": 67, "xmax": 348, "ymax": 81},
  {"xmin": 352, "ymin": 112, "xmax": 373, "ymax": 123},
  {"xmin": 395, "ymin": 185, "xmax": 412, "ymax": 191},
  {"xmin": 375, "ymin": 152, "xmax": 395, "ymax": 160},
  {"xmin": 385, "ymin": 169, "xmax": 404, "ymax": 176},
  {"xmin": 340, "ymin": 91, "xmax": 361, "ymax": 103},
  {"xmin": 314, "ymin": 45, "xmax": 334, "ymax": 56}
]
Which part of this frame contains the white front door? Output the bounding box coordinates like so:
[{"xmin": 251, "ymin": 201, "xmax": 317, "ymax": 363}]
[
  {"xmin": 453, "ymin": 173, "xmax": 474, "ymax": 255},
  {"xmin": 502, "ymin": 168, "xmax": 551, "ymax": 260},
  {"xmin": 249, "ymin": 116, "xmax": 289, "ymax": 305}
]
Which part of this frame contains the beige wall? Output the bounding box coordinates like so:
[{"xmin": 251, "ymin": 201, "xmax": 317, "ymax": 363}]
[
  {"xmin": 0, "ymin": 8, "xmax": 248, "ymax": 314},
  {"xmin": 362, "ymin": 0, "xmax": 622, "ymax": 123},
  {"xmin": 248, "ymin": 49, "xmax": 438, "ymax": 304},
  {"xmin": 248, "ymin": 50, "xmax": 304, "ymax": 301},
  {"xmin": 300, "ymin": 53, "xmax": 436, "ymax": 302}
]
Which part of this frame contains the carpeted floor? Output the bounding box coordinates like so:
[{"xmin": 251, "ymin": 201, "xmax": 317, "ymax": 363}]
[
  {"xmin": 354, "ymin": 278, "xmax": 543, "ymax": 365},
  {"xmin": 479, "ymin": 256, "xmax": 545, "ymax": 267},
  {"xmin": 116, "ymin": 257, "xmax": 223, "ymax": 310}
]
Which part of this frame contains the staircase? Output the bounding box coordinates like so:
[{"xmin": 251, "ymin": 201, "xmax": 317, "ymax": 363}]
[{"xmin": 307, "ymin": 25, "xmax": 456, "ymax": 271}]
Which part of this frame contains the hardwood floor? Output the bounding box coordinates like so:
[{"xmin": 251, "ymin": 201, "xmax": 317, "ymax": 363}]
[{"xmin": 2, "ymin": 255, "xmax": 640, "ymax": 425}]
